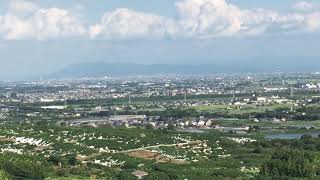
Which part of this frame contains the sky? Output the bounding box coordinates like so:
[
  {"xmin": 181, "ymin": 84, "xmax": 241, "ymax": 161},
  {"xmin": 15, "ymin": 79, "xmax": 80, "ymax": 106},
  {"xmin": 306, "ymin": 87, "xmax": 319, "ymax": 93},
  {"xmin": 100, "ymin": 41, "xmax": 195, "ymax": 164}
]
[{"xmin": 0, "ymin": 0, "xmax": 320, "ymax": 79}]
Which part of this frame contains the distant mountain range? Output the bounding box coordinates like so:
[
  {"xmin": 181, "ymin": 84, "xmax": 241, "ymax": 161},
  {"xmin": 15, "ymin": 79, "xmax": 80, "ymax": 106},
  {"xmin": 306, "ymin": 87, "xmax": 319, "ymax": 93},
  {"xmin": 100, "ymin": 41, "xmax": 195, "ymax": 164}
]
[{"xmin": 48, "ymin": 58, "xmax": 320, "ymax": 78}]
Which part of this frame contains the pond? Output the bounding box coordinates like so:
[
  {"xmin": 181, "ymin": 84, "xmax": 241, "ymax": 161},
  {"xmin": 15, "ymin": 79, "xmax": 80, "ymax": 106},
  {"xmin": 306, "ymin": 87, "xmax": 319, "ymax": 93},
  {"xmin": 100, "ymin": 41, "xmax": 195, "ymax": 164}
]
[{"xmin": 266, "ymin": 132, "xmax": 320, "ymax": 140}]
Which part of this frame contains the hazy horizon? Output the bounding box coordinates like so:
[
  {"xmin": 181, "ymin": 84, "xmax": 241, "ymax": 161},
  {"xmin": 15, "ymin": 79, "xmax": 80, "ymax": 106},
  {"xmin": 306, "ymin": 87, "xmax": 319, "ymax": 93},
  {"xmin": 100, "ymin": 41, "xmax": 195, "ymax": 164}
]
[{"xmin": 0, "ymin": 0, "xmax": 320, "ymax": 80}]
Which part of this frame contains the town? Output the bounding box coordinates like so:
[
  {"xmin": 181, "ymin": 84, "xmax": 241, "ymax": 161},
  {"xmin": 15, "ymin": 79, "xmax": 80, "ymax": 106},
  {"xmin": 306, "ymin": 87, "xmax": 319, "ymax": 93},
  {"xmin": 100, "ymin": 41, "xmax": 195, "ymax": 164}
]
[
  {"xmin": 0, "ymin": 73, "xmax": 320, "ymax": 179},
  {"xmin": 0, "ymin": 0, "xmax": 319, "ymax": 178}
]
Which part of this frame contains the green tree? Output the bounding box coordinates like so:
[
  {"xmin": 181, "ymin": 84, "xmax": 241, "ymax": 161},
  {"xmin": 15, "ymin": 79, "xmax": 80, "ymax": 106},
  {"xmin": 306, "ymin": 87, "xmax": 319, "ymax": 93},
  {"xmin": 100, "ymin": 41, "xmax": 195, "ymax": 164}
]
[
  {"xmin": 68, "ymin": 156, "xmax": 77, "ymax": 166},
  {"xmin": 301, "ymin": 134, "xmax": 313, "ymax": 140},
  {"xmin": 47, "ymin": 155, "xmax": 61, "ymax": 166},
  {"xmin": 261, "ymin": 148, "xmax": 316, "ymax": 178},
  {"xmin": 0, "ymin": 170, "xmax": 12, "ymax": 180}
]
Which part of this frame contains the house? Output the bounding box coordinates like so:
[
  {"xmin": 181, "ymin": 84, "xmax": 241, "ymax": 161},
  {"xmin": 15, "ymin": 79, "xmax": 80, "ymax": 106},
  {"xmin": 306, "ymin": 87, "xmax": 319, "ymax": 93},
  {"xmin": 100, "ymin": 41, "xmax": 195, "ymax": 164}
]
[
  {"xmin": 257, "ymin": 97, "xmax": 267, "ymax": 103},
  {"xmin": 253, "ymin": 118, "xmax": 259, "ymax": 123},
  {"xmin": 205, "ymin": 119, "xmax": 213, "ymax": 127},
  {"xmin": 197, "ymin": 120, "xmax": 206, "ymax": 127},
  {"xmin": 132, "ymin": 170, "xmax": 149, "ymax": 179}
]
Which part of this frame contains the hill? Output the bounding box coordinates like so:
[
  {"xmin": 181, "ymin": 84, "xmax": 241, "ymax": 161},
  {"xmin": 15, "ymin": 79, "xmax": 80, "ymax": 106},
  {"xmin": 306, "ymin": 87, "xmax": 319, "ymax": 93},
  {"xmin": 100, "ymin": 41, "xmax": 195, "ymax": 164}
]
[{"xmin": 49, "ymin": 58, "xmax": 320, "ymax": 78}]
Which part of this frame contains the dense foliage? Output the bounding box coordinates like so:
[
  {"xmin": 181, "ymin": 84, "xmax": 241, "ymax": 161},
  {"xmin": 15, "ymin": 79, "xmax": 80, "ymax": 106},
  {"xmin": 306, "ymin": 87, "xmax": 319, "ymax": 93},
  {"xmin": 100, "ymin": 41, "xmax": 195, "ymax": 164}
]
[
  {"xmin": 0, "ymin": 153, "xmax": 44, "ymax": 179},
  {"xmin": 261, "ymin": 148, "xmax": 318, "ymax": 178}
]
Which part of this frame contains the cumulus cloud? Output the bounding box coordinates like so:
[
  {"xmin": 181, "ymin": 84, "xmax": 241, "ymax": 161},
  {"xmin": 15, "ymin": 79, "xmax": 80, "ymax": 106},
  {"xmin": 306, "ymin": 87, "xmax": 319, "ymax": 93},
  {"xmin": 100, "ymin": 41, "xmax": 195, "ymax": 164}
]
[
  {"xmin": 175, "ymin": 0, "xmax": 244, "ymax": 37},
  {"xmin": 292, "ymin": 1, "xmax": 320, "ymax": 12},
  {"xmin": 174, "ymin": 0, "xmax": 320, "ymax": 37},
  {"xmin": 30, "ymin": 8, "xmax": 86, "ymax": 40},
  {"xmin": 90, "ymin": 0, "xmax": 320, "ymax": 39},
  {"xmin": 1, "ymin": 0, "xmax": 320, "ymax": 40},
  {"xmin": 0, "ymin": 14, "xmax": 34, "ymax": 39},
  {"xmin": 0, "ymin": 7, "xmax": 86, "ymax": 40},
  {"xmin": 89, "ymin": 8, "xmax": 176, "ymax": 39},
  {"xmin": 305, "ymin": 12, "xmax": 320, "ymax": 31}
]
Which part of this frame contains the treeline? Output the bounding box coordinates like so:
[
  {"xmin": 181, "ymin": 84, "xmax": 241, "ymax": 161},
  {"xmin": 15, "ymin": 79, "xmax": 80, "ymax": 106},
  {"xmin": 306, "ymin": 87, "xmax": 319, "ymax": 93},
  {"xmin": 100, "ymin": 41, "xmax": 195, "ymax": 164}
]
[
  {"xmin": 252, "ymin": 136, "xmax": 320, "ymax": 178},
  {"xmin": 79, "ymin": 105, "xmax": 320, "ymax": 122},
  {"xmin": 9, "ymin": 93, "xmax": 254, "ymax": 107},
  {"xmin": 260, "ymin": 148, "xmax": 318, "ymax": 178}
]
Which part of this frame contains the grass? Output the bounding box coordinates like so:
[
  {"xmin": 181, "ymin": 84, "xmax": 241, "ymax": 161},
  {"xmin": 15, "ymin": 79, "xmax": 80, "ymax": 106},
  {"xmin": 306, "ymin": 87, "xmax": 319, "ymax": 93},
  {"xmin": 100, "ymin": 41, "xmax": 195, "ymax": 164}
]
[
  {"xmin": 192, "ymin": 104, "xmax": 292, "ymax": 115},
  {"xmin": 286, "ymin": 120, "xmax": 320, "ymax": 127}
]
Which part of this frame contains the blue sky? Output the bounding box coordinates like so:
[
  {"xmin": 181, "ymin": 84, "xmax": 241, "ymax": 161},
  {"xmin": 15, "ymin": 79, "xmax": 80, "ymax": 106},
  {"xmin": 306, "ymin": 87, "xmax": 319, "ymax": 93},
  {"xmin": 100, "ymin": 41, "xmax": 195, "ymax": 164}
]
[{"xmin": 0, "ymin": 0, "xmax": 319, "ymax": 79}]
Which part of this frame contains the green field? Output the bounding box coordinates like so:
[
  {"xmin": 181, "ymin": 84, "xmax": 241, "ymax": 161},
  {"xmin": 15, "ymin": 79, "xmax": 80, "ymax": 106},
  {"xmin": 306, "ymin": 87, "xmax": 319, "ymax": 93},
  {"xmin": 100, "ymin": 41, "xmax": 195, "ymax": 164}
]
[{"xmin": 193, "ymin": 103, "xmax": 292, "ymax": 114}]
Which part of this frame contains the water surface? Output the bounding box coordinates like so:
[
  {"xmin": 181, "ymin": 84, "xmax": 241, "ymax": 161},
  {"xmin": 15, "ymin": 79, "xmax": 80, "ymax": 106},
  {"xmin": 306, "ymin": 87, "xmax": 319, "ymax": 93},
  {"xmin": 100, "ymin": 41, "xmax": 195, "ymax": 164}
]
[{"xmin": 266, "ymin": 132, "xmax": 320, "ymax": 140}]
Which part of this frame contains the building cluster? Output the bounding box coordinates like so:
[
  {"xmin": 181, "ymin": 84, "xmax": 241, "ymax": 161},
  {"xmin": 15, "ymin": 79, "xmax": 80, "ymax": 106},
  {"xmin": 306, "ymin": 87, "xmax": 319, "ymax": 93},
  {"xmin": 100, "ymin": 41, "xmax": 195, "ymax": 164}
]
[{"xmin": 0, "ymin": 74, "xmax": 292, "ymax": 103}]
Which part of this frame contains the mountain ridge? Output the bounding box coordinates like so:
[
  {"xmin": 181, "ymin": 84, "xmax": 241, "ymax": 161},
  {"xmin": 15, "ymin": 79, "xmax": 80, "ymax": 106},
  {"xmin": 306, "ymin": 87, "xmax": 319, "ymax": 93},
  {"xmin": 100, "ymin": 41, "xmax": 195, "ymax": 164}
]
[{"xmin": 48, "ymin": 59, "xmax": 320, "ymax": 78}]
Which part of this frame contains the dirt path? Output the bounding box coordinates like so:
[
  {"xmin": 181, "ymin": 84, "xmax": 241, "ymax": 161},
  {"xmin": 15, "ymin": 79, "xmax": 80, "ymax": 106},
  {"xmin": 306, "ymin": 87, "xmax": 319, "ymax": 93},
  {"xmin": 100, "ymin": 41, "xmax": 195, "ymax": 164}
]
[
  {"xmin": 116, "ymin": 140, "xmax": 202, "ymax": 153},
  {"xmin": 88, "ymin": 140, "xmax": 202, "ymax": 158}
]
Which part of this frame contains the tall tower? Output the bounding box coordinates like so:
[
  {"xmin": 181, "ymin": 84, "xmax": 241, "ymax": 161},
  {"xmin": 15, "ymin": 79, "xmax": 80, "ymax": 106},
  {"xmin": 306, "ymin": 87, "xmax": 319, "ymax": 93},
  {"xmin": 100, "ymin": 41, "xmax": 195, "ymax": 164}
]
[
  {"xmin": 184, "ymin": 89, "xmax": 187, "ymax": 102},
  {"xmin": 288, "ymin": 81, "xmax": 297, "ymax": 97},
  {"xmin": 128, "ymin": 93, "xmax": 131, "ymax": 104},
  {"xmin": 64, "ymin": 100, "xmax": 68, "ymax": 109},
  {"xmin": 233, "ymin": 88, "xmax": 235, "ymax": 99}
]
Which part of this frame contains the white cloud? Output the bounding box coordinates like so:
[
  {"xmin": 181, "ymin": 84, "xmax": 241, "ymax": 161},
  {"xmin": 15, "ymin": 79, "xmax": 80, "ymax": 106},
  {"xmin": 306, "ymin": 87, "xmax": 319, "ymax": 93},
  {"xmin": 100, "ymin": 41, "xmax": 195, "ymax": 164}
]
[
  {"xmin": 30, "ymin": 8, "xmax": 86, "ymax": 40},
  {"xmin": 1, "ymin": 0, "xmax": 320, "ymax": 40},
  {"xmin": 292, "ymin": 1, "xmax": 319, "ymax": 12},
  {"xmin": 89, "ymin": 8, "xmax": 176, "ymax": 39},
  {"xmin": 305, "ymin": 12, "xmax": 320, "ymax": 31},
  {"xmin": 89, "ymin": 0, "xmax": 320, "ymax": 39},
  {"xmin": 175, "ymin": 0, "xmax": 244, "ymax": 37},
  {"xmin": 0, "ymin": 7, "xmax": 86, "ymax": 40},
  {"xmin": 174, "ymin": 0, "xmax": 320, "ymax": 38},
  {"xmin": 0, "ymin": 14, "xmax": 34, "ymax": 39}
]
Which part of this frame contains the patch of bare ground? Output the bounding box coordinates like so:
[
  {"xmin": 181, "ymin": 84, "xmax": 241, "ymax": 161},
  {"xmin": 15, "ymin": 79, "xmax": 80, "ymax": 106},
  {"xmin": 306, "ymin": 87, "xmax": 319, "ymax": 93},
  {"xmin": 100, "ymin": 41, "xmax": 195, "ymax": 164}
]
[{"xmin": 128, "ymin": 150, "xmax": 186, "ymax": 164}]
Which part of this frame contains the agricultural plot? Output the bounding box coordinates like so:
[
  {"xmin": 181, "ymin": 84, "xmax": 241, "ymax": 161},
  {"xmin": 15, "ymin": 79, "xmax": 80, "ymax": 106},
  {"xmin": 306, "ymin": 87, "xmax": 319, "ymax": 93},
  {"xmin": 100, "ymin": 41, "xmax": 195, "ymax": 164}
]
[
  {"xmin": 0, "ymin": 123, "xmax": 268, "ymax": 179},
  {"xmin": 193, "ymin": 104, "xmax": 292, "ymax": 115}
]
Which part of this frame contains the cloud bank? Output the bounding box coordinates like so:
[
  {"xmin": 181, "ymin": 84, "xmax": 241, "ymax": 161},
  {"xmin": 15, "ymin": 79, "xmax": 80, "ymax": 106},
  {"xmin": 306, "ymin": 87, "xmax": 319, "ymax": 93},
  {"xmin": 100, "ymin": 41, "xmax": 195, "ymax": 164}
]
[{"xmin": 0, "ymin": 0, "xmax": 320, "ymax": 40}]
